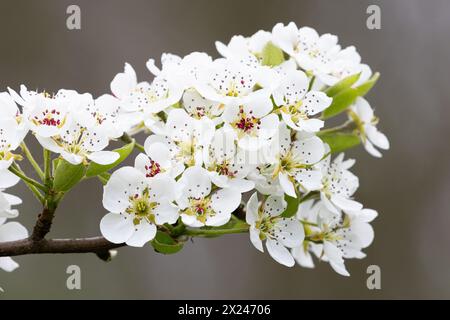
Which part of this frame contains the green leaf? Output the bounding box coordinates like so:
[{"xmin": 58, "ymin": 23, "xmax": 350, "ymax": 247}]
[
  {"xmin": 320, "ymin": 132, "xmax": 361, "ymax": 153},
  {"xmin": 85, "ymin": 141, "xmax": 135, "ymax": 178},
  {"xmin": 322, "ymin": 87, "xmax": 359, "ymax": 119},
  {"xmin": 356, "ymin": 72, "xmax": 380, "ymax": 97},
  {"xmin": 281, "ymin": 194, "xmax": 300, "ymax": 218},
  {"xmin": 261, "ymin": 42, "xmax": 285, "ymax": 67},
  {"xmin": 325, "ymin": 73, "xmax": 361, "ymax": 97},
  {"xmin": 53, "ymin": 159, "xmax": 86, "ymax": 192},
  {"xmin": 151, "ymin": 231, "xmax": 184, "ymax": 255}
]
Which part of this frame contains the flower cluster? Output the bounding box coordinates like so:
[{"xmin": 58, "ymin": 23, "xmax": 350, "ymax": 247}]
[{"xmin": 0, "ymin": 22, "xmax": 389, "ymax": 279}]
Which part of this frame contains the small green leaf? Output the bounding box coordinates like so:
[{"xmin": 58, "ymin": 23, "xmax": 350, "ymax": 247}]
[
  {"xmin": 325, "ymin": 73, "xmax": 361, "ymax": 97},
  {"xmin": 261, "ymin": 42, "xmax": 285, "ymax": 67},
  {"xmin": 322, "ymin": 87, "xmax": 359, "ymax": 119},
  {"xmin": 85, "ymin": 141, "xmax": 135, "ymax": 178},
  {"xmin": 356, "ymin": 72, "xmax": 380, "ymax": 97},
  {"xmin": 320, "ymin": 132, "xmax": 361, "ymax": 153},
  {"xmin": 53, "ymin": 159, "xmax": 86, "ymax": 192},
  {"xmin": 151, "ymin": 231, "xmax": 184, "ymax": 255},
  {"xmin": 281, "ymin": 194, "xmax": 300, "ymax": 218}
]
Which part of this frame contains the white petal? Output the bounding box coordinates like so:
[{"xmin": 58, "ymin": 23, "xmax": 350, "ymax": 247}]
[
  {"xmin": 275, "ymin": 218, "xmax": 305, "ymax": 248},
  {"xmin": 263, "ymin": 195, "xmax": 286, "ymax": 217},
  {"xmin": 250, "ymin": 226, "xmax": 264, "ymax": 252},
  {"xmin": 179, "ymin": 166, "xmax": 211, "ymax": 199},
  {"xmin": 278, "ymin": 172, "xmax": 297, "ymax": 198},
  {"xmin": 266, "ymin": 238, "xmax": 295, "ymax": 267},
  {"xmin": 153, "ymin": 202, "xmax": 179, "ymax": 225},
  {"xmin": 246, "ymin": 192, "xmax": 259, "ymax": 225},
  {"xmin": 292, "ymin": 246, "xmax": 315, "ymax": 268},
  {"xmin": 0, "ymin": 169, "xmax": 20, "ymax": 188},
  {"xmin": 330, "ymin": 195, "xmax": 363, "ymax": 212},
  {"xmin": 125, "ymin": 220, "xmax": 157, "ymax": 247},
  {"xmin": 0, "ymin": 257, "xmax": 19, "ymax": 272},
  {"xmin": 88, "ymin": 151, "xmax": 119, "ymax": 165},
  {"xmin": 0, "ymin": 221, "xmax": 28, "ymax": 242},
  {"xmin": 145, "ymin": 142, "xmax": 172, "ymax": 167},
  {"xmin": 111, "ymin": 63, "xmax": 136, "ymax": 99},
  {"xmin": 100, "ymin": 213, "xmax": 135, "ymax": 244},
  {"xmin": 211, "ymin": 188, "xmax": 241, "ymax": 215},
  {"xmin": 302, "ymin": 91, "xmax": 332, "ymax": 115},
  {"xmin": 366, "ymin": 125, "xmax": 389, "ymax": 150}
]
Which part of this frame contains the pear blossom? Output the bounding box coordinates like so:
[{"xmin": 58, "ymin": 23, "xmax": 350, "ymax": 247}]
[
  {"xmin": 222, "ymin": 91, "xmax": 279, "ymax": 150},
  {"xmin": 110, "ymin": 63, "xmax": 183, "ymax": 131},
  {"xmin": 215, "ymin": 31, "xmax": 272, "ymax": 68},
  {"xmin": 349, "ymin": 97, "xmax": 390, "ymax": 158},
  {"xmin": 203, "ymin": 128, "xmax": 255, "ymax": 192},
  {"xmin": 146, "ymin": 108, "xmax": 215, "ymax": 168},
  {"xmin": 272, "ymin": 69, "xmax": 332, "ymax": 132},
  {"xmin": 293, "ymin": 200, "xmax": 376, "ymax": 276},
  {"xmin": 272, "ymin": 23, "xmax": 340, "ymax": 74},
  {"xmin": 246, "ymin": 193, "xmax": 304, "ymax": 267},
  {"xmin": 177, "ymin": 166, "xmax": 241, "ymax": 227},
  {"xmin": 134, "ymin": 136, "xmax": 185, "ymax": 180},
  {"xmin": 80, "ymin": 93, "xmax": 129, "ymax": 139},
  {"xmin": 9, "ymin": 86, "xmax": 76, "ymax": 138},
  {"xmin": 36, "ymin": 111, "xmax": 119, "ymax": 165},
  {"xmin": 270, "ymin": 125, "xmax": 325, "ymax": 197},
  {"xmin": 319, "ymin": 153, "xmax": 362, "ymax": 215},
  {"xmin": 196, "ymin": 59, "xmax": 269, "ymax": 106},
  {"xmin": 101, "ymin": 166, "xmax": 179, "ymax": 247}
]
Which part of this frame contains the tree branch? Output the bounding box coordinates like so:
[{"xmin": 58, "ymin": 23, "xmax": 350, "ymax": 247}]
[{"xmin": 0, "ymin": 237, "xmax": 124, "ymax": 257}]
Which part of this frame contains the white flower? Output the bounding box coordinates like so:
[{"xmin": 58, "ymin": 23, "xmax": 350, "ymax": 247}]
[
  {"xmin": 110, "ymin": 63, "xmax": 183, "ymax": 130},
  {"xmin": 246, "ymin": 193, "xmax": 304, "ymax": 267},
  {"xmin": 36, "ymin": 111, "xmax": 119, "ymax": 166},
  {"xmin": 0, "ymin": 220, "xmax": 28, "ymax": 272},
  {"xmin": 318, "ymin": 46, "xmax": 373, "ymax": 86},
  {"xmin": 271, "ymin": 125, "xmax": 325, "ymax": 197},
  {"xmin": 182, "ymin": 88, "xmax": 223, "ymax": 124},
  {"xmin": 222, "ymin": 91, "xmax": 278, "ymax": 150},
  {"xmin": 196, "ymin": 59, "xmax": 268, "ymax": 106},
  {"xmin": 272, "ymin": 69, "xmax": 332, "ymax": 132},
  {"xmin": 147, "ymin": 109, "xmax": 215, "ymax": 168},
  {"xmin": 349, "ymin": 97, "xmax": 389, "ymax": 158},
  {"xmin": 319, "ymin": 153, "xmax": 362, "ymax": 215},
  {"xmin": 0, "ymin": 92, "xmax": 29, "ymax": 170},
  {"xmin": 293, "ymin": 200, "xmax": 376, "ymax": 276},
  {"xmin": 80, "ymin": 93, "xmax": 128, "ymax": 139},
  {"xmin": 101, "ymin": 166, "xmax": 179, "ymax": 247},
  {"xmin": 176, "ymin": 166, "xmax": 241, "ymax": 227},
  {"xmin": 134, "ymin": 136, "xmax": 185, "ymax": 180},
  {"xmin": 148, "ymin": 52, "xmax": 213, "ymax": 90},
  {"xmin": 203, "ymin": 128, "xmax": 255, "ymax": 192},
  {"xmin": 9, "ymin": 86, "xmax": 75, "ymax": 138},
  {"xmin": 272, "ymin": 23, "xmax": 339, "ymax": 74},
  {"xmin": 215, "ymin": 31, "xmax": 272, "ymax": 68}
]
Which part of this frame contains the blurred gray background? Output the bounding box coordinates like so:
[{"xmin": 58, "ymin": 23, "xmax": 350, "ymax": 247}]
[{"xmin": 1, "ymin": 0, "xmax": 449, "ymax": 299}]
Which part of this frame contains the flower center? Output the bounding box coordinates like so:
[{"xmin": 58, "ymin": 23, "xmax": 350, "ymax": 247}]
[
  {"xmin": 184, "ymin": 197, "xmax": 214, "ymax": 223},
  {"xmin": 33, "ymin": 109, "xmax": 64, "ymax": 127},
  {"xmin": 126, "ymin": 188, "xmax": 158, "ymax": 225},
  {"xmin": 233, "ymin": 108, "xmax": 260, "ymax": 134},
  {"xmin": 144, "ymin": 160, "xmax": 162, "ymax": 178}
]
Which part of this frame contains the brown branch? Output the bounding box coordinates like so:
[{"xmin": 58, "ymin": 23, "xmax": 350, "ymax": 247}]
[
  {"xmin": 31, "ymin": 205, "xmax": 57, "ymax": 241},
  {"xmin": 0, "ymin": 237, "xmax": 124, "ymax": 257}
]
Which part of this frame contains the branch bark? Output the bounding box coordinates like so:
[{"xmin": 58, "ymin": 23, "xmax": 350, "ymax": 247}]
[{"xmin": 0, "ymin": 237, "xmax": 124, "ymax": 257}]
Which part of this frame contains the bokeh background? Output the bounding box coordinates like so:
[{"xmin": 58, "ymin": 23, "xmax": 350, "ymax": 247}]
[{"xmin": 1, "ymin": 0, "xmax": 449, "ymax": 299}]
